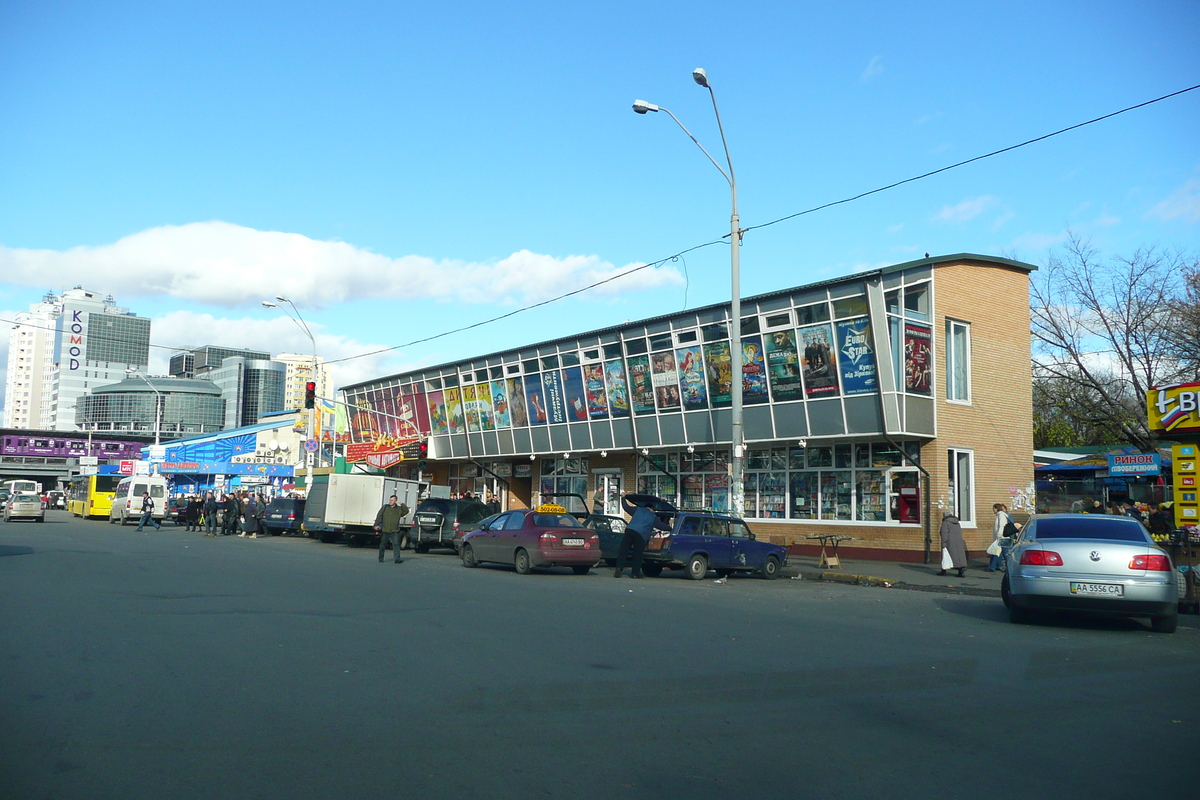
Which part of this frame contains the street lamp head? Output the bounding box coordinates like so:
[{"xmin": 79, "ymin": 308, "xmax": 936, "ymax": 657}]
[
  {"xmin": 632, "ymin": 99, "xmax": 659, "ymax": 115},
  {"xmin": 275, "ymin": 295, "xmax": 289, "ymax": 303},
  {"xmin": 692, "ymin": 67, "xmax": 710, "ymax": 88},
  {"xmin": 261, "ymin": 301, "xmax": 277, "ymax": 309}
]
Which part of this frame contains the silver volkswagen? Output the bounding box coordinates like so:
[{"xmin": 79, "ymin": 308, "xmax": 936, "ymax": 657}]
[
  {"xmin": 1002, "ymin": 514, "xmax": 1178, "ymax": 633},
  {"xmin": 4, "ymin": 493, "xmax": 45, "ymax": 523}
]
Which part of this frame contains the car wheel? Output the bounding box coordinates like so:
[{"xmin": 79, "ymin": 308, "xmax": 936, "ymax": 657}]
[
  {"xmin": 761, "ymin": 556, "xmax": 780, "ymax": 580},
  {"xmin": 414, "ymin": 541, "xmax": 430, "ymax": 554},
  {"xmin": 571, "ymin": 565, "xmax": 590, "ymax": 575},
  {"xmin": 514, "ymin": 548, "xmax": 532, "ymax": 575},
  {"xmin": 1000, "ymin": 574, "xmax": 1012, "ymax": 609},
  {"xmin": 685, "ymin": 554, "xmax": 709, "ymax": 581},
  {"xmin": 318, "ymin": 530, "xmax": 339, "ymax": 544},
  {"xmin": 462, "ymin": 544, "xmax": 478, "ymax": 568},
  {"xmin": 1009, "ymin": 604, "xmax": 1032, "ymax": 624},
  {"xmin": 1150, "ymin": 614, "xmax": 1178, "ymax": 634},
  {"xmin": 119, "ymin": 512, "xmax": 128, "ymax": 526},
  {"xmin": 641, "ymin": 563, "xmax": 664, "ymax": 578}
]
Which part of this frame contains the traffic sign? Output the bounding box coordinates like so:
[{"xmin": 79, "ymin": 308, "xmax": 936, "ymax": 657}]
[{"xmin": 304, "ymin": 439, "xmax": 319, "ymax": 453}]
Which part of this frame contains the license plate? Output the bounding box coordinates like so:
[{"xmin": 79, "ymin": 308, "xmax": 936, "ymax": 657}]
[
  {"xmin": 416, "ymin": 515, "xmax": 439, "ymax": 525},
  {"xmin": 562, "ymin": 538, "xmax": 584, "ymax": 546},
  {"xmin": 1070, "ymin": 582, "xmax": 1124, "ymax": 596}
]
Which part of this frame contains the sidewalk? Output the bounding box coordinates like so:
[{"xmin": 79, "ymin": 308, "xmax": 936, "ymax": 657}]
[{"xmin": 785, "ymin": 554, "xmax": 1004, "ymax": 597}]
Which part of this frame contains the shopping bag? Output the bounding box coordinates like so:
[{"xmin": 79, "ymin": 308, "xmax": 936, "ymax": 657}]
[
  {"xmin": 986, "ymin": 540, "xmax": 1003, "ymax": 557},
  {"xmin": 941, "ymin": 547, "xmax": 954, "ymax": 570}
]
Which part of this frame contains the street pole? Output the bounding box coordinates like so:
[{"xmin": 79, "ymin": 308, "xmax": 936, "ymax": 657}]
[{"xmin": 264, "ymin": 297, "xmax": 318, "ymax": 493}]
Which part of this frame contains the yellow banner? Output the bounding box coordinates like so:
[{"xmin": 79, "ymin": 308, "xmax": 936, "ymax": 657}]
[{"xmin": 1147, "ymin": 382, "xmax": 1200, "ymax": 433}]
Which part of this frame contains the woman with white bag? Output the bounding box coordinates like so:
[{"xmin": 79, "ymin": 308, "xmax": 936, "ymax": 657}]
[
  {"xmin": 987, "ymin": 503, "xmax": 1016, "ymax": 572},
  {"xmin": 938, "ymin": 512, "xmax": 967, "ymax": 578}
]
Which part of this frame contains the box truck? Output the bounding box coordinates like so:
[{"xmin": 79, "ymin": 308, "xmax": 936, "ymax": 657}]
[{"xmin": 304, "ymin": 474, "xmax": 420, "ymax": 545}]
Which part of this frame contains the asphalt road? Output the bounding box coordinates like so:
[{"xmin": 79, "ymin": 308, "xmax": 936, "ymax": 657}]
[{"xmin": 2, "ymin": 512, "xmax": 1196, "ymax": 800}]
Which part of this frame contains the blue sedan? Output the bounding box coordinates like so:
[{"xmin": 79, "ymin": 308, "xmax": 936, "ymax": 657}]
[{"xmin": 642, "ymin": 512, "xmax": 787, "ymax": 580}]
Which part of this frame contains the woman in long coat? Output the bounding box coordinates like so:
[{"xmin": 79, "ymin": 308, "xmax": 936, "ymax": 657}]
[{"xmin": 939, "ymin": 512, "xmax": 967, "ymax": 577}]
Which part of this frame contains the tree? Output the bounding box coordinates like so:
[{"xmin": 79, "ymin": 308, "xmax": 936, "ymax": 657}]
[{"xmin": 1029, "ymin": 234, "xmax": 1197, "ymax": 450}]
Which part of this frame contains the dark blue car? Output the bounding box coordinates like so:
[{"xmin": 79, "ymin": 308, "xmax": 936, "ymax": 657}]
[{"xmin": 641, "ymin": 509, "xmax": 787, "ymax": 580}]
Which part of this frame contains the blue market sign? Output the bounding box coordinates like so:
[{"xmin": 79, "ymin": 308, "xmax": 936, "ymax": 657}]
[{"xmin": 1107, "ymin": 453, "xmax": 1161, "ymax": 476}]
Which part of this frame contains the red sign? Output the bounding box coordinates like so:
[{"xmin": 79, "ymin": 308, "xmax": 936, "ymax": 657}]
[
  {"xmin": 346, "ymin": 437, "xmax": 419, "ymax": 464},
  {"xmin": 366, "ymin": 452, "xmax": 404, "ymax": 470},
  {"xmin": 119, "ymin": 460, "xmax": 135, "ymax": 475}
]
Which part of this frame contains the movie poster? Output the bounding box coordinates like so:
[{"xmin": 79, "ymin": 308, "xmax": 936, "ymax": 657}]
[
  {"xmin": 427, "ymin": 390, "xmax": 448, "ymax": 435},
  {"xmin": 604, "ymin": 359, "xmax": 630, "ymax": 417},
  {"xmin": 401, "ymin": 387, "xmax": 429, "ymax": 437},
  {"xmin": 507, "ymin": 377, "xmax": 528, "ymax": 427},
  {"xmin": 650, "ymin": 351, "xmax": 681, "ymax": 410},
  {"xmin": 741, "ymin": 336, "xmax": 769, "ymax": 404},
  {"xmin": 562, "ymin": 366, "xmax": 589, "ymax": 422},
  {"xmin": 490, "ymin": 380, "xmax": 511, "ymax": 428},
  {"xmin": 764, "ymin": 330, "xmax": 804, "ymax": 402},
  {"xmin": 904, "ymin": 322, "xmax": 932, "ymax": 395},
  {"xmin": 542, "ymin": 370, "xmax": 567, "ymax": 424},
  {"xmin": 474, "ymin": 382, "xmax": 495, "ymax": 430},
  {"xmin": 583, "ymin": 364, "xmax": 609, "ymax": 419},
  {"xmin": 798, "ymin": 323, "xmax": 840, "ymax": 398},
  {"xmin": 627, "ymin": 355, "xmax": 655, "ymax": 415},
  {"xmin": 462, "ymin": 384, "xmax": 481, "ymax": 431},
  {"xmin": 524, "ymin": 374, "xmax": 548, "ymax": 425},
  {"xmin": 836, "ymin": 317, "xmax": 878, "ymax": 396},
  {"xmin": 704, "ymin": 341, "xmax": 733, "ymax": 408},
  {"xmin": 444, "ymin": 387, "xmax": 464, "ymax": 433},
  {"xmin": 676, "ymin": 346, "xmax": 708, "ymax": 410}
]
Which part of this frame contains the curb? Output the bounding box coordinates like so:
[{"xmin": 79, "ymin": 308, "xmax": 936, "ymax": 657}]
[
  {"xmin": 813, "ymin": 572, "xmax": 894, "ymax": 588},
  {"xmin": 807, "ymin": 570, "xmax": 1002, "ymax": 598}
]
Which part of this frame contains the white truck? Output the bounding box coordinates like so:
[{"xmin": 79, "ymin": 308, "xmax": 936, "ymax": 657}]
[{"xmin": 304, "ymin": 474, "xmax": 420, "ymax": 546}]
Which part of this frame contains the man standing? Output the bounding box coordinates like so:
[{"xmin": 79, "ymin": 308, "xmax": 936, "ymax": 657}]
[
  {"xmin": 223, "ymin": 492, "xmax": 241, "ymax": 536},
  {"xmin": 374, "ymin": 494, "xmax": 409, "ymax": 564},
  {"xmin": 614, "ymin": 494, "xmax": 671, "ymax": 579},
  {"xmin": 135, "ymin": 491, "xmax": 160, "ymax": 532},
  {"xmin": 203, "ymin": 492, "xmax": 218, "ymax": 536}
]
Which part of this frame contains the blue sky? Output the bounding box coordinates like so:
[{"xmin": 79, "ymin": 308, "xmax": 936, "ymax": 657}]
[{"xmin": 1, "ymin": 0, "xmax": 1197, "ymax": 396}]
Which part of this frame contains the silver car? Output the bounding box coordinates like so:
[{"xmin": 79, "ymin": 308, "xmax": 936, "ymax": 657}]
[
  {"xmin": 1002, "ymin": 514, "xmax": 1178, "ymax": 633},
  {"xmin": 5, "ymin": 493, "xmax": 45, "ymax": 523}
]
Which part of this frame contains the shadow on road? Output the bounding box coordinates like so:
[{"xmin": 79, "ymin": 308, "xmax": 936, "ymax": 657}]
[{"xmin": 0, "ymin": 545, "xmax": 35, "ymax": 557}]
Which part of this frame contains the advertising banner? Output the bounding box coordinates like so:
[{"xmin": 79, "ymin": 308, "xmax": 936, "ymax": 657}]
[
  {"xmin": 475, "ymin": 383, "xmax": 496, "ymax": 430},
  {"xmin": 444, "ymin": 387, "xmax": 464, "ymax": 433},
  {"xmin": 604, "ymin": 359, "xmax": 630, "ymax": 417},
  {"xmin": 798, "ymin": 323, "xmax": 839, "ymax": 398},
  {"xmin": 524, "ymin": 373, "xmax": 548, "ymax": 425},
  {"xmin": 1173, "ymin": 444, "xmax": 1198, "ymax": 527},
  {"xmin": 490, "ymin": 380, "xmax": 511, "ymax": 428},
  {"xmin": 904, "ymin": 322, "xmax": 932, "ymax": 395},
  {"xmin": 1106, "ymin": 453, "xmax": 1161, "ymax": 476},
  {"xmin": 627, "ymin": 355, "xmax": 655, "ymax": 415},
  {"xmin": 507, "ymin": 377, "xmax": 528, "ymax": 427},
  {"xmin": 676, "ymin": 346, "xmax": 708, "ymax": 410},
  {"xmin": 703, "ymin": 342, "xmax": 733, "ymax": 408},
  {"xmin": 836, "ymin": 317, "xmax": 878, "ymax": 396},
  {"xmin": 1148, "ymin": 382, "xmax": 1200, "ymax": 434},
  {"xmin": 741, "ymin": 336, "xmax": 769, "ymax": 404},
  {"xmin": 562, "ymin": 366, "xmax": 590, "ymax": 422},
  {"xmin": 651, "ymin": 351, "xmax": 681, "ymax": 410},
  {"xmin": 542, "ymin": 370, "xmax": 567, "ymax": 424},
  {"xmin": 582, "ymin": 364, "xmax": 609, "ymax": 419},
  {"xmin": 763, "ymin": 330, "xmax": 804, "ymax": 402},
  {"xmin": 428, "ymin": 390, "xmax": 448, "ymax": 435},
  {"xmin": 462, "ymin": 384, "xmax": 480, "ymax": 431}
]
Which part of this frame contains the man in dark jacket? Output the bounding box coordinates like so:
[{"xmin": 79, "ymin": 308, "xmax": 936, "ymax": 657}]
[
  {"xmin": 614, "ymin": 494, "xmax": 671, "ymax": 579},
  {"xmin": 374, "ymin": 494, "xmax": 409, "ymax": 563},
  {"xmin": 223, "ymin": 492, "xmax": 241, "ymax": 536},
  {"xmin": 203, "ymin": 492, "xmax": 218, "ymax": 536},
  {"xmin": 135, "ymin": 491, "xmax": 161, "ymax": 532}
]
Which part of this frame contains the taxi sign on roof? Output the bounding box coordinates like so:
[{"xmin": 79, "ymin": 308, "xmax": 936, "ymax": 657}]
[{"xmin": 535, "ymin": 503, "xmax": 567, "ymax": 514}]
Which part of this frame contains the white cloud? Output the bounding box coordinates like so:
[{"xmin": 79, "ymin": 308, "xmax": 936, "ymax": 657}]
[
  {"xmin": 0, "ymin": 221, "xmax": 683, "ymax": 310},
  {"xmin": 991, "ymin": 211, "xmax": 1016, "ymax": 231},
  {"xmin": 886, "ymin": 223, "xmax": 904, "ymax": 233},
  {"xmin": 1009, "ymin": 229, "xmax": 1070, "ymax": 253},
  {"xmin": 1147, "ymin": 178, "xmax": 1200, "ymax": 224},
  {"xmin": 861, "ymin": 55, "xmax": 884, "ymax": 82},
  {"xmin": 934, "ymin": 195, "xmax": 998, "ymax": 223}
]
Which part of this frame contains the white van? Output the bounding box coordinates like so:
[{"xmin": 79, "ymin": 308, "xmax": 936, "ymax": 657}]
[{"xmin": 109, "ymin": 475, "xmax": 169, "ymax": 525}]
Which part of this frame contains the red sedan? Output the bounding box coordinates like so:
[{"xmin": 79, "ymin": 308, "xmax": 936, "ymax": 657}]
[{"xmin": 460, "ymin": 505, "xmax": 600, "ymax": 575}]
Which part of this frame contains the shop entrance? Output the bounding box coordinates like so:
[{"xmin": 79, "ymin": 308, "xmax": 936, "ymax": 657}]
[
  {"xmin": 593, "ymin": 471, "xmax": 623, "ymax": 516},
  {"xmin": 887, "ymin": 468, "xmax": 921, "ymax": 524}
]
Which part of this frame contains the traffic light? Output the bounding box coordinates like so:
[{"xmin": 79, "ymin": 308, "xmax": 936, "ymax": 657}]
[
  {"xmin": 304, "ymin": 381, "xmax": 316, "ymax": 409},
  {"xmin": 417, "ymin": 440, "xmax": 428, "ymax": 471}
]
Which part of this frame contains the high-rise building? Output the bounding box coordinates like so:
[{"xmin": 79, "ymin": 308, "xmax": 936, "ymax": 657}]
[
  {"xmin": 3, "ymin": 288, "xmax": 151, "ymax": 431},
  {"xmin": 209, "ymin": 357, "xmax": 287, "ymax": 429},
  {"xmin": 169, "ymin": 345, "xmax": 271, "ymax": 378}
]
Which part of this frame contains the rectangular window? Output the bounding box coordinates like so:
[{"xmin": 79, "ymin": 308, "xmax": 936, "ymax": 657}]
[
  {"xmin": 947, "ymin": 448, "xmax": 974, "ymax": 524},
  {"xmin": 946, "ymin": 320, "xmax": 970, "ymax": 402}
]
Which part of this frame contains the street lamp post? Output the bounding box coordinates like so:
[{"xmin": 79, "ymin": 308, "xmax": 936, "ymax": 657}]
[
  {"xmin": 263, "ymin": 297, "xmax": 319, "ymax": 493},
  {"xmin": 633, "ymin": 67, "xmax": 745, "ymax": 516}
]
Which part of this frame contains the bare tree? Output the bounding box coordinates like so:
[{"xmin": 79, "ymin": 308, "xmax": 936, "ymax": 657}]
[{"xmin": 1030, "ymin": 234, "xmax": 1196, "ymax": 450}]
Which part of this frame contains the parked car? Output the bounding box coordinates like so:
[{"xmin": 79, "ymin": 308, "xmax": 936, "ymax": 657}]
[
  {"xmin": 5, "ymin": 493, "xmax": 45, "ymax": 523},
  {"xmin": 263, "ymin": 497, "xmax": 306, "ymax": 536},
  {"xmin": 459, "ymin": 505, "xmax": 600, "ymax": 574},
  {"xmin": 452, "ymin": 512, "xmax": 502, "ymax": 554},
  {"xmin": 168, "ymin": 496, "xmax": 190, "ymax": 526},
  {"xmin": 542, "ymin": 492, "xmax": 628, "ymax": 563},
  {"xmin": 410, "ymin": 499, "xmax": 491, "ymax": 553},
  {"xmin": 636, "ymin": 498, "xmax": 787, "ymax": 580},
  {"xmin": 45, "ymin": 490, "xmax": 66, "ymax": 510},
  {"xmin": 1002, "ymin": 513, "xmax": 1178, "ymax": 633}
]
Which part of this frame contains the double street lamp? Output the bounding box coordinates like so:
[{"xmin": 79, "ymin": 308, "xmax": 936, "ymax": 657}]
[
  {"xmin": 262, "ymin": 296, "xmax": 320, "ymax": 489},
  {"xmin": 634, "ymin": 68, "xmax": 746, "ymax": 516}
]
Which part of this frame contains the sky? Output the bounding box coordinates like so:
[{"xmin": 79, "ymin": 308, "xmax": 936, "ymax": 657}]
[{"xmin": 1, "ymin": 0, "xmax": 1197, "ymax": 406}]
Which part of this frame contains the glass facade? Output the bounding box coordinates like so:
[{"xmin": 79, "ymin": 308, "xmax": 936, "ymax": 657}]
[
  {"xmin": 85, "ymin": 313, "xmax": 151, "ymax": 365},
  {"xmin": 75, "ymin": 378, "xmax": 225, "ymax": 437},
  {"xmin": 210, "ymin": 358, "xmax": 286, "ymax": 428}
]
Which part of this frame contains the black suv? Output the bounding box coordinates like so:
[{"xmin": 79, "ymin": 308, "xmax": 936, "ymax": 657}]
[
  {"xmin": 263, "ymin": 497, "xmax": 306, "ymax": 536},
  {"xmin": 410, "ymin": 499, "xmax": 491, "ymax": 553}
]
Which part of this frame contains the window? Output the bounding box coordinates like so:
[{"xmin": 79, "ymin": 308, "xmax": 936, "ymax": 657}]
[
  {"xmin": 947, "ymin": 449, "xmax": 974, "ymax": 524},
  {"xmin": 946, "ymin": 320, "xmax": 971, "ymax": 402}
]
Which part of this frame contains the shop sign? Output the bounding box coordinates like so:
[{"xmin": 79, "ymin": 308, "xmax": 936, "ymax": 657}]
[
  {"xmin": 367, "ymin": 452, "xmax": 403, "ymax": 470},
  {"xmin": 491, "ymin": 462, "xmax": 512, "ymax": 477},
  {"xmin": 1174, "ymin": 444, "xmax": 1198, "ymax": 528},
  {"xmin": 513, "ymin": 463, "xmax": 532, "ymax": 478},
  {"xmin": 1148, "ymin": 382, "xmax": 1200, "ymax": 433},
  {"xmin": 119, "ymin": 460, "xmax": 135, "ymax": 475},
  {"xmin": 1106, "ymin": 453, "xmax": 1161, "ymax": 476},
  {"xmin": 345, "ymin": 436, "xmax": 418, "ymax": 464}
]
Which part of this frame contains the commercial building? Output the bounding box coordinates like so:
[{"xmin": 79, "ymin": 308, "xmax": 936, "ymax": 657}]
[
  {"xmin": 168, "ymin": 345, "xmax": 271, "ymax": 379},
  {"xmin": 74, "ymin": 376, "xmax": 225, "ymax": 438},
  {"xmin": 209, "ymin": 357, "xmax": 287, "ymax": 429},
  {"xmin": 341, "ymin": 253, "xmax": 1036, "ymax": 561},
  {"xmin": 3, "ymin": 288, "xmax": 151, "ymax": 432}
]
